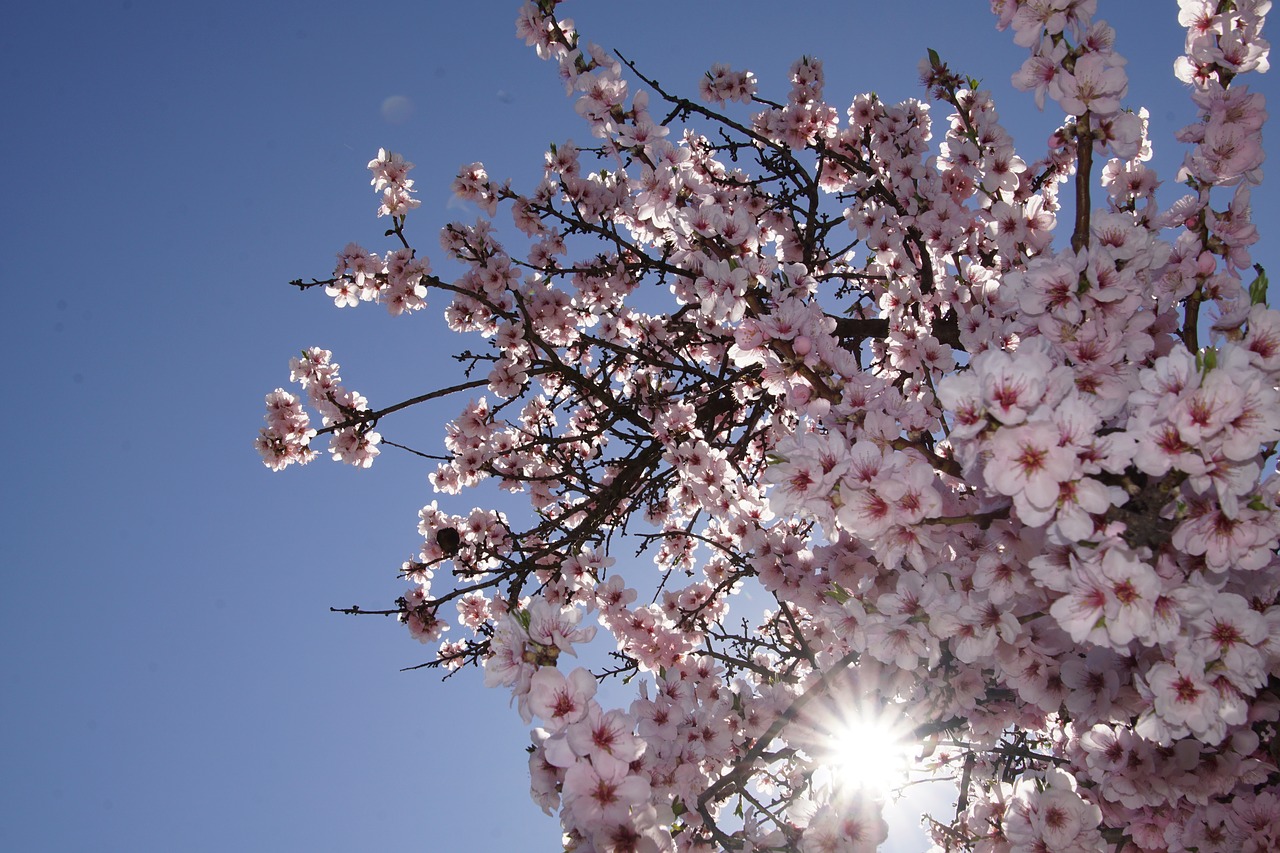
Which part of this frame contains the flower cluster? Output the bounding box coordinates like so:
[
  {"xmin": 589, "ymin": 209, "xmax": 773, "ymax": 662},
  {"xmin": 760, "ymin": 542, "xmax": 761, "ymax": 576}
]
[
  {"xmin": 256, "ymin": 347, "xmax": 380, "ymax": 469},
  {"xmin": 261, "ymin": 0, "xmax": 1278, "ymax": 850},
  {"xmin": 253, "ymin": 388, "xmax": 316, "ymax": 471},
  {"xmin": 368, "ymin": 147, "xmax": 420, "ymax": 218},
  {"xmin": 698, "ymin": 63, "xmax": 757, "ymax": 105},
  {"xmin": 325, "ymin": 242, "xmax": 430, "ymax": 316}
]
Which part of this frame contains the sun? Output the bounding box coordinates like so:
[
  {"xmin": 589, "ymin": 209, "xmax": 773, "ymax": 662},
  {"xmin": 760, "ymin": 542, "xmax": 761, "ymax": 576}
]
[{"xmin": 822, "ymin": 708, "xmax": 916, "ymax": 794}]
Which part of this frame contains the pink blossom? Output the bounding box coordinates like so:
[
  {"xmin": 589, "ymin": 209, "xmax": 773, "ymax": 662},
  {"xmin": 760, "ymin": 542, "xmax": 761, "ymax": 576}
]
[
  {"xmin": 1011, "ymin": 41, "xmax": 1068, "ymax": 110},
  {"xmin": 986, "ymin": 421, "xmax": 1077, "ymax": 520},
  {"xmin": 528, "ymin": 666, "xmax": 597, "ymax": 731},
  {"xmin": 1003, "ymin": 768, "xmax": 1104, "ymax": 852},
  {"xmin": 562, "ymin": 761, "xmax": 650, "ymax": 829},
  {"xmin": 975, "ymin": 346, "xmax": 1054, "ymax": 425},
  {"xmin": 564, "ymin": 705, "xmax": 643, "ymax": 777},
  {"xmin": 1050, "ymin": 52, "xmax": 1128, "ymax": 116},
  {"xmin": 1138, "ymin": 650, "xmax": 1222, "ymax": 744}
]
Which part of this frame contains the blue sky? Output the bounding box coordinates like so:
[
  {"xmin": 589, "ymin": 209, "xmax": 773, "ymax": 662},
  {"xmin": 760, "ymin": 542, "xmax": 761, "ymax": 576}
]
[{"xmin": 3, "ymin": 2, "xmax": 1275, "ymax": 850}]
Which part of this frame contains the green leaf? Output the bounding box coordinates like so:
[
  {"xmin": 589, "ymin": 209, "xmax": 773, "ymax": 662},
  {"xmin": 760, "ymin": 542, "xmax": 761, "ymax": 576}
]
[
  {"xmin": 1250, "ymin": 263, "xmax": 1269, "ymax": 306},
  {"xmin": 825, "ymin": 583, "xmax": 851, "ymax": 604}
]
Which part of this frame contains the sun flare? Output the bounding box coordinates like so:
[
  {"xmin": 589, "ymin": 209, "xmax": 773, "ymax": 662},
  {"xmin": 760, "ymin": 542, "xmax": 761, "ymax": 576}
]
[{"xmin": 824, "ymin": 711, "xmax": 916, "ymax": 793}]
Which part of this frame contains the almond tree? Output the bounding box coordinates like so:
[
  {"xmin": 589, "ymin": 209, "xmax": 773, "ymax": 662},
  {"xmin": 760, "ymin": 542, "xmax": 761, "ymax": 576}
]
[{"xmin": 258, "ymin": 2, "xmax": 1279, "ymax": 850}]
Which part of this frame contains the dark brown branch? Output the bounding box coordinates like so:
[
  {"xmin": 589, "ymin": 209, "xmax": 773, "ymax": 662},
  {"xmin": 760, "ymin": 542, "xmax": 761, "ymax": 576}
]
[
  {"xmin": 315, "ymin": 375, "xmax": 528, "ymax": 436},
  {"xmin": 1070, "ymin": 113, "xmax": 1093, "ymax": 253}
]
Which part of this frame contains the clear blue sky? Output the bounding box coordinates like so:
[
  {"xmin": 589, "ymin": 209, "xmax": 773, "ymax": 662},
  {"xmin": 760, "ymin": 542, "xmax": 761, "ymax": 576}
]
[{"xmin": 3, "ymin": 2, "xmax": 1274, "ymax": 850}]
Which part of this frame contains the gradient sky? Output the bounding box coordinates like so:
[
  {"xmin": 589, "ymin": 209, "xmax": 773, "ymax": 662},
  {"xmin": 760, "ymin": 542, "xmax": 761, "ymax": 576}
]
[{"xmin": 4, "ymin": 2, "xmax": 1276, "ymax": 850}]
